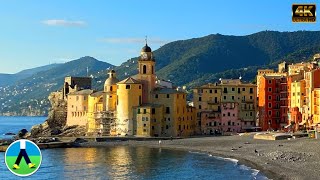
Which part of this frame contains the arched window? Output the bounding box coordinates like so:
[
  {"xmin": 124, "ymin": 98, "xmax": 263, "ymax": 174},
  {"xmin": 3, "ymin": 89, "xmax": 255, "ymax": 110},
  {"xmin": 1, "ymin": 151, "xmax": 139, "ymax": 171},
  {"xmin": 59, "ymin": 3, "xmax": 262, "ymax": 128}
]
[
  {"xmin": 143, "ymin": 65, "xmax": 147, "ymax": 74},
  {"xmin": 110, "ymin": 86, "xmax": 113, "ymax": 91}
]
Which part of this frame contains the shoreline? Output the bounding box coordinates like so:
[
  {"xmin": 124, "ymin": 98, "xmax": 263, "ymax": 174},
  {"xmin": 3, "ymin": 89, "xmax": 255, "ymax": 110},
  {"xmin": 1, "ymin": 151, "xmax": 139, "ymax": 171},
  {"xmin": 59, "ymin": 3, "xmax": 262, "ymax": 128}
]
[
  {"xmin": 78, "ymin": 135, "xmax": 320, "ymax": 180},
  {"xmin": 1, "ymin": 134, "xmax": 319, "ymax": 179}
]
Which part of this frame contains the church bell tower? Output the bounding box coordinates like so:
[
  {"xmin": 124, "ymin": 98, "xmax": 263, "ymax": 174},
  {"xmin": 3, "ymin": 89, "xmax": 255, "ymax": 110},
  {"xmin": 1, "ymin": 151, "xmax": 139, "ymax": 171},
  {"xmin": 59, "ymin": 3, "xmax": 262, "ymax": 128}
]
[{"xmin": 137, "ymin": 39, "xmax": 156, "ymax": 104}]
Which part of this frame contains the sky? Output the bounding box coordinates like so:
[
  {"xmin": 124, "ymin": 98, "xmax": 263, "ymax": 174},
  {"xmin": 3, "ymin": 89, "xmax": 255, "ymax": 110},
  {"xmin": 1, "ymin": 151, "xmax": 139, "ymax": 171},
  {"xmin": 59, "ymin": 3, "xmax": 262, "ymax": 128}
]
[{"xmin": 0, "ymin": 0, "xmax": 318, "ymax": 74}]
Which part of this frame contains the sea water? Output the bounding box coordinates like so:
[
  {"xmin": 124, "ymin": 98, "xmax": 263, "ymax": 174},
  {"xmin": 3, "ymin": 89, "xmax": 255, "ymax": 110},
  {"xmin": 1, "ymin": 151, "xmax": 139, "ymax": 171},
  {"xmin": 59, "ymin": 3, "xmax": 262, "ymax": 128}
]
[
  {"xmin": 0, "ymin": 116, "xmax": 45, "ymax": 139},
  {"xmin": 0, "ymin": 117, "xmax": 268, "ymax": 180}
]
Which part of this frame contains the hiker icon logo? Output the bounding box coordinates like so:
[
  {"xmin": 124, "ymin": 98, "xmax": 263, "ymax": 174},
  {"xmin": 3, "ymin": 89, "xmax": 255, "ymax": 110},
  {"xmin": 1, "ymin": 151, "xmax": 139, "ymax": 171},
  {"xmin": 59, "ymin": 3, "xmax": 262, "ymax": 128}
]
[{"xmin": 5, "ymin": 139, "xmax": 42, "ymax": 177}]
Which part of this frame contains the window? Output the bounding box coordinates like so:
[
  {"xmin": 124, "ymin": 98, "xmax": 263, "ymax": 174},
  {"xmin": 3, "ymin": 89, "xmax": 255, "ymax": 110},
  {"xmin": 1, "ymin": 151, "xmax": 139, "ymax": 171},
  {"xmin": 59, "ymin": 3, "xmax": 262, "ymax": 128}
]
[
  {"xmin": 166, "ymin": 107, "xmax": 170, "ymax": 114},
  {"xmin": 167, "ymin": 94, "xmax": 170, "ymax": 98},
  {"xmin": 139, "ymin": 85, "xmax": 141, "ymax": 89},
  {"xmin": 143, "ymin": 109, "xmax": 146, "ymax": 114},
  {"xmin": 250, "ymin": 88, "xmax": 254, "ymax": 94},
  {"xmin": 139, "ymin": 96, "xmax": 142, "ymax": 105},
  {"xmin": 143, "ymin": 65, "xmax": 147, "ymax": 74},
  {"xmin": 168, "ymin": 118, "xmax": 170, "ymax": 121},
  {"xmin": 215, "ymin": 89, "xmax": 218, "ymax": 93},
  {"xmin": 268, "ymin": 110, "xmax": 272, "ymax": 115},
  {"xmin": 210, "ymin": 90, "xmax": 212, "ymax": 93},
  {"xmin": 224, "ymin": 96, "xmax": 226, "ymax": 100},
  {"xmin": 223, "ymin": 113, "xmax": 225, "ymax": 117},
  {"xmin": 152, "ymin": 108, "xmax": 155, "ymax": 114},
  {"xmin": 166, "ymin": 125, "xmax": 169, "ymax": 129},
  {"xmin": 228, "ymin": 112, "xmax": 230, "ymax": 116},
  {"xmin": 110, "ymin": 86, "xmax": 113, "ymax": 91},
  {"xmin": 242, "ymin": 88, "xmax": 245, "ymax": 91},
  {"xmin": 268, "ymin": 95, "xmax": 272, "ymax": 100},
  {"xmin": 268, "ymin": 87, "xmax": 272, "ymax": 92},
  {"xmin": 232, "ymin": 96, "xmax": 234, "ymax": 100},
  {"xmin": 199, "ymin": 105, "xmax": 202, "ymax": 109},
  {"xmin": 138, "ymin": 109, "xmax": 141, "ymax": 114},
  {"xmin": 250, "ymin": 96, "xmax": 253, "ymax": 100},
  {"xmin": 233, "ymin": 113, "xmax": 235, "ymax": 116},
  {"xmin": 152, "ymin": 126, "xmax": 154, "ymax": 130},
  {"xmin": 268, "ymin": 103, "xmax": 272, "ymax": 108},
  {"xmin": 199, "ymin": 97, "xmax": 202, "ymax": 101},
  {"xmin": 232, "ymin": 88, "xmax": 235, "ymax": 91},
  {"xmin": 269, "ymin": 80, "xmax": 272, "ymax": 84},
  {"xmin": 155, "ymin": 94, "xmax": 158, "ymax": 98},
  {"xmin": 250, "ymin": 112, "xmax": 253, "ymax": 116},
  {"xmin": 126, "ymin": 85, "xmax": 130, "ymax": 89},
  {"xmin": 144, "ymin": 124, "xmax": 146, "ymax": 127},
  {"xmin": 224, "ymin": 88, "xmax": 228, "ymax": 93}
]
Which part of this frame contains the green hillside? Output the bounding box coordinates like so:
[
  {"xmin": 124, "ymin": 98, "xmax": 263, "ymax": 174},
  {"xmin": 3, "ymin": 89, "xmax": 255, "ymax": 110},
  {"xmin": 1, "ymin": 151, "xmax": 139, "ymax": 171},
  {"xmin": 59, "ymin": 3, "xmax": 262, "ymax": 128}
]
[
  {"xmin": 0, "ymin": 56, "xmax": 114, "ymax": 115},
  {"xmin": 1, "ymin": 30, "xmax": 320, "ymax": 115}
]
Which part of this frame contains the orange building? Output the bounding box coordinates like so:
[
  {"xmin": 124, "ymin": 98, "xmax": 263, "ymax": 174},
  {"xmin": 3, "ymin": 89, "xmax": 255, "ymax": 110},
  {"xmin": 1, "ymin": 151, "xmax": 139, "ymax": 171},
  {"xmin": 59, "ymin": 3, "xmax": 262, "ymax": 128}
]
[{"xmin": 258, "ymin": 74, "xmax": 287, "ymax": 130}]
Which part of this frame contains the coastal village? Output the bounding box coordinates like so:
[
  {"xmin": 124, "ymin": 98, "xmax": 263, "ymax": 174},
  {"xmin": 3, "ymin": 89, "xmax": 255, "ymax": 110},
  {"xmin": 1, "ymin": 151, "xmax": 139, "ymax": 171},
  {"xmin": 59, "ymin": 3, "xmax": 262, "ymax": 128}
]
[{"xmin": 52, "ymin": 43, "xmax": 320, "ymax": 137}]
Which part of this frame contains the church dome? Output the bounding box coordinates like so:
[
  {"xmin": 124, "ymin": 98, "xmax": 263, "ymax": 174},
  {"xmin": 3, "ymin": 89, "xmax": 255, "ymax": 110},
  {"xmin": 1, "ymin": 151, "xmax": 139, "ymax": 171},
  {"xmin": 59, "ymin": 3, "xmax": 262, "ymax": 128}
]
[
  {"xmin": 141, "ymin": 44, "xmax": 152, "ymax": 52},
  {"xmin": 104, "ymin": 69, "xmax": 119, "ymax": 86},
  {"xmin": 104, "ymin": 77, "xmax": 119, "ymax": 86}
]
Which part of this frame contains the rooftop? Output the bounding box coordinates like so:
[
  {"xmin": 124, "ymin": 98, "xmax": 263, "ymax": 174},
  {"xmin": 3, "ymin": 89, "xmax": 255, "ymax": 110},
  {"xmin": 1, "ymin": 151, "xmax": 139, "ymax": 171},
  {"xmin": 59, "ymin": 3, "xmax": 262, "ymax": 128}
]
[
  {"xmin": 117, "ymin": 77, "xmax": 141, "ymax": 84},
  {"xmin": 69, "ymin": 89, "xmax": 94, "ymax": 95}
]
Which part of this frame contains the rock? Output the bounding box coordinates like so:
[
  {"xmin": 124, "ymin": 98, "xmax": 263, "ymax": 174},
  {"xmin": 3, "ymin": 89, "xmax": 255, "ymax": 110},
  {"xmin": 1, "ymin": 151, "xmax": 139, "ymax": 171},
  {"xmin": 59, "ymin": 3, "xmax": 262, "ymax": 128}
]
[
  {"xmin": 58, "ymin": 125, "xmax": 86, "ymax": 137},
  {"xmin": 4, "ymin": 132, "xmax": 16, "ymax": 135},
  {"xmin": 51, "ymin": 128, "xmax": 62, "ymax": 135},
  {"xmin": 17, "ymin": 129, "xmax": 28, "ymax": 138}
]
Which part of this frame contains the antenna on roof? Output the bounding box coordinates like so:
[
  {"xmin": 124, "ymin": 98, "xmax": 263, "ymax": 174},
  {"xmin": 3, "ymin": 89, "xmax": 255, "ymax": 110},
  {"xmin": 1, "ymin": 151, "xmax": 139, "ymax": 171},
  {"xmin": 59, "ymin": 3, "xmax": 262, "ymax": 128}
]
[{"xmin": 145, "ymin": 35, "xmax": 148, "ymax": 45}]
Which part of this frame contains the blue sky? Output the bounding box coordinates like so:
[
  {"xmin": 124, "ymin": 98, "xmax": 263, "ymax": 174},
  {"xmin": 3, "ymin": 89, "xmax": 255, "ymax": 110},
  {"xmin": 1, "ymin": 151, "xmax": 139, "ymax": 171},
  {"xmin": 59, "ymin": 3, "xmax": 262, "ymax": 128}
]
[{"xmin": 0, "ymin": 0, "xmax": 318, "ymax": 73}]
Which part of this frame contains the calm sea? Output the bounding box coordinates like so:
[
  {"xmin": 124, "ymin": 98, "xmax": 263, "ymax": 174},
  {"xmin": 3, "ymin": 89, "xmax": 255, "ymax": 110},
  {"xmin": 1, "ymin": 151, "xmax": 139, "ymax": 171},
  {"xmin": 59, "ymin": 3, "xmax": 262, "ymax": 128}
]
[
  {"xmin": 0, "ymin": 116, "xmax": 46, "ymax": 139},
  {"xmin": 0, "ymin": 117, "xmax": 268, "ymax": 180}
]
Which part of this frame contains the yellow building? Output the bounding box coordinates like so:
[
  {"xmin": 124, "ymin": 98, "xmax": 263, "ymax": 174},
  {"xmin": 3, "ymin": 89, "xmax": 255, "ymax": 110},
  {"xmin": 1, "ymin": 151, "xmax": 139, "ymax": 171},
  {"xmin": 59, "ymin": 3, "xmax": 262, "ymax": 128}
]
[
  {"xmin": 66, "ymin": 43, "xmax": 195, "ymax": 137},
  {"xmin": 312, "ymin": 89, "xmax": 320, "ymax": 124},
  {"xmin": 66, "ymin": 89, "xmax": 93, "ymax": 126},
  {"xmin": 290, "ymin": 80, "xmax": 306, "ymax": 111}
]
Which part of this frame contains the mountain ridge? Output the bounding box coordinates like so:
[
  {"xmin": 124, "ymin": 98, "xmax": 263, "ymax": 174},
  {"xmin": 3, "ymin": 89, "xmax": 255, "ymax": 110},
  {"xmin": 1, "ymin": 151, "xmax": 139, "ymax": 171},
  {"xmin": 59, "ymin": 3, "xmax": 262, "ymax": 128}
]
[{"xmin": 1, "ymin": 30, "xmax": 320, "ymax": 115}]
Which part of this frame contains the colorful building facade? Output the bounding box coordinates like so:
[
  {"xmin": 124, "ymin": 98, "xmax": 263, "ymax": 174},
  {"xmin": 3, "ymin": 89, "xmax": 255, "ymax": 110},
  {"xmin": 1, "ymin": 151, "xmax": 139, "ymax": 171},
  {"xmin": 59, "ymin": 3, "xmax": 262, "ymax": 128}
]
[{"xmin": 66, "ymin": 44, "xmax": 196, "ymax": 137}]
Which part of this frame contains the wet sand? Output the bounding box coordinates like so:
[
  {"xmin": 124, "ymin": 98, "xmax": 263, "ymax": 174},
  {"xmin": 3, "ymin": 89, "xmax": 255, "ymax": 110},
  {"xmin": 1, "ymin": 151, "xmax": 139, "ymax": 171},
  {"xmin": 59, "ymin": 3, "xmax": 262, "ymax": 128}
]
[{"xmin": 79, "ymin": 134, "xmax": 320, "ymax": 180}]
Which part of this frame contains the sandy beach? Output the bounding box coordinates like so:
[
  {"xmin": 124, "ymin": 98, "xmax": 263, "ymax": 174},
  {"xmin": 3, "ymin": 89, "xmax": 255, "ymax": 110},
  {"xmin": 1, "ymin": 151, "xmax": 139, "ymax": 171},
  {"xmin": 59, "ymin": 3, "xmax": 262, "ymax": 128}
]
[{"xmin": 79, "ymin": 134, "xmax": 320, "ymax": 180}]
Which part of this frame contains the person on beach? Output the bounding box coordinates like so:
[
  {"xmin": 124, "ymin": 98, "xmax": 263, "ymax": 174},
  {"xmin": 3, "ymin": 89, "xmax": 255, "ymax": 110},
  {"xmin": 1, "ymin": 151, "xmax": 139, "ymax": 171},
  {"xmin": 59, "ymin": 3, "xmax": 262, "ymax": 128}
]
[{"xmin": 13, "ymin": 139, "xmax": 36, "ymax": 169}]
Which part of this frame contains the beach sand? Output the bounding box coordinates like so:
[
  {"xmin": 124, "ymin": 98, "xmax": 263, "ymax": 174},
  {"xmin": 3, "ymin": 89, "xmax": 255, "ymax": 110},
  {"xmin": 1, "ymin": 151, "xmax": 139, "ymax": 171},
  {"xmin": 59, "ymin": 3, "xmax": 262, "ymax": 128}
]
[{"xmin": 79, "ymin": 134, "xmax": 320, "ymax": 180}]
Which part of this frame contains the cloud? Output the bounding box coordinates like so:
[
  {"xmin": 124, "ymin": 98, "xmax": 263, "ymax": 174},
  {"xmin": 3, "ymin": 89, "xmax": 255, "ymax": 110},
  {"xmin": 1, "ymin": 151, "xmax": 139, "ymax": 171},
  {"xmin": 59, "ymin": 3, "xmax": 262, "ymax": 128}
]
[
  {"xmin": 99, "ymin": 37, "xmax": 170, "ymax": 44},
  {"xmin": 42, "ymin": 19, "xmax": 86, "ymax": 27}
]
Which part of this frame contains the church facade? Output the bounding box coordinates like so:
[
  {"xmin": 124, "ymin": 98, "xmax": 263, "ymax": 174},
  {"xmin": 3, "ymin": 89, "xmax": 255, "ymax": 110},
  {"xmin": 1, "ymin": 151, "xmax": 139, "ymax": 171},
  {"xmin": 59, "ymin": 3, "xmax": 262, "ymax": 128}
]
[{"xmin": 66, "ymin": 44, "xmax": 196, "ymax": 137}]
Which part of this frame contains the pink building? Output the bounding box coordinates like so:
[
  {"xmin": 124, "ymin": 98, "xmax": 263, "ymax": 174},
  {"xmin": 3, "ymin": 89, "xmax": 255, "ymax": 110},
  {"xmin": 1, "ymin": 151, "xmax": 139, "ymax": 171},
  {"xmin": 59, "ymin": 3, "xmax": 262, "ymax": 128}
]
[
  {"xmin": 201, "ymin": 110, "xmax": 221, "ymax": 135},
  {"xmin": 220, "ymin": 102, "xmax": 241, "ymax": 133}
]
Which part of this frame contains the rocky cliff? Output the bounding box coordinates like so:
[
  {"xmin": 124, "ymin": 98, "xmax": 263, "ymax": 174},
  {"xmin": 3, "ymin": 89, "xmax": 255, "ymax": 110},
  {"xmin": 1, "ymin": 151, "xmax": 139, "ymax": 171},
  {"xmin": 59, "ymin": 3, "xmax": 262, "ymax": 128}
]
[{"xmin": 30, "ymin": 91, "xmax": 86, "ymax": 137}]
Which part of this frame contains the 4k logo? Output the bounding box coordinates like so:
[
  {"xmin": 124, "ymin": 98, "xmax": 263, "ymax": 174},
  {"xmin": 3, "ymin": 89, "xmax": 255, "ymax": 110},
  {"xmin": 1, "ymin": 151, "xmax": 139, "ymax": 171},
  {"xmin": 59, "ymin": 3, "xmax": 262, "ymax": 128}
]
[{"xmin": 292, "ymin": 4, "xmax": 316, "ymax": 23}]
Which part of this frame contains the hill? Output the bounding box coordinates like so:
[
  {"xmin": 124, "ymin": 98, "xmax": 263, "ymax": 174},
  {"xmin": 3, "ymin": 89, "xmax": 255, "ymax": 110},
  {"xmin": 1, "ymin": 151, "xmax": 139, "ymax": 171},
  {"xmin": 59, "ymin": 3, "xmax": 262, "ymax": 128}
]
[
  {"xmin": 93, "ymin": 30, "xmax": 320, "ymax": 89},
  {"xmin": 1, "ymin": 30, "xmax": 320, "ymax": 115},
  {"xmin": 0, "ymin": 56, "xmax": 114, "ymax": 115},
  {"xmin": 0, "ymin": 64, "xmax": 61, "ymax": 86}
]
